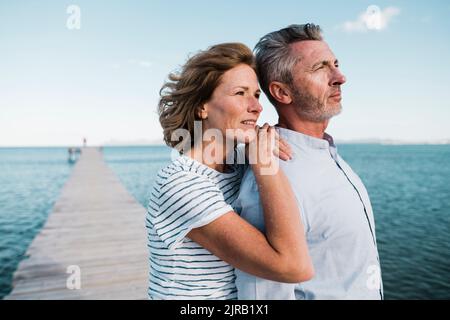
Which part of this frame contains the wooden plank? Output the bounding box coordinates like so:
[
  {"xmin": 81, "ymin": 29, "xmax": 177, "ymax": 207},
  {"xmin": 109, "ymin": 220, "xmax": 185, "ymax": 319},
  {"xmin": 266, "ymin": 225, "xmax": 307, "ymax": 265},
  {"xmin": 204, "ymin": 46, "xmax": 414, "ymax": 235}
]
[
  {"xmin": 5, "ymin": 278, "xmax": 148, "ymax": 300},
  {"xmin": 9, "ymin": 265, "xmax": 148, "ymax": 295},
  {"xmin": 4, "ymin": 147, "xmax": 149, "ymax": 300}
]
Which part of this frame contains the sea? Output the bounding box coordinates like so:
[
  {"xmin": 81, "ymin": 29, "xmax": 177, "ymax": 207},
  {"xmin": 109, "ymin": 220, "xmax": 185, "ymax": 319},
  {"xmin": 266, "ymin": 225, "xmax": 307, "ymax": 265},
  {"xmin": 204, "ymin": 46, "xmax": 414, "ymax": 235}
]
[{"xmin": 0, "ymin": 144, "xmax": 449, "ymax": 299}]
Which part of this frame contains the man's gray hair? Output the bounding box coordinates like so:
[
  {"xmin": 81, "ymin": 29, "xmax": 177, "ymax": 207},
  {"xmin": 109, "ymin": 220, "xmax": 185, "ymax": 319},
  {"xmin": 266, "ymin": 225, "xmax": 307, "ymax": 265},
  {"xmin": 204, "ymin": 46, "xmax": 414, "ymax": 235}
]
[{"xmin": 254, "ymin": 23, "xmax": 323, "ymax": 106}]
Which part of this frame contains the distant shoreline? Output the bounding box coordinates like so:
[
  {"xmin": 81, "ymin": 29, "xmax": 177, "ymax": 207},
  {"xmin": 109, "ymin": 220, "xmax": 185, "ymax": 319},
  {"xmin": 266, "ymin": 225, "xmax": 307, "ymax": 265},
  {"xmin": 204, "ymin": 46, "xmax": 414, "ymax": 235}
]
[{"xmin": 0, "ymin": 144, "xmax": 167, "ymax": 149}]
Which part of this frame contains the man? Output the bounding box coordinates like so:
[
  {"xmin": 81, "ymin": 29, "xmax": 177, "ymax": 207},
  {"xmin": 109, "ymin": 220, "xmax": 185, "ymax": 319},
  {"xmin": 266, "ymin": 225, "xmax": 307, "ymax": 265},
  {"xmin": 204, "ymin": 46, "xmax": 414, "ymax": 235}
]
[{"xmin": 235, "ymin": 23, "xmax": 383, "ymax": 300}]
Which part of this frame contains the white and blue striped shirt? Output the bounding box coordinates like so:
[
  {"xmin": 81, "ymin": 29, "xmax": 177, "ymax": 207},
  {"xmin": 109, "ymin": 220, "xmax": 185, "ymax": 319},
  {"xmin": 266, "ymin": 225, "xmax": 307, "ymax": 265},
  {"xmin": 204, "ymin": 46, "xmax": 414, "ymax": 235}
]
[{"xmin": 146, "ymin": 154, "xmax": 245, "ymax": 300}]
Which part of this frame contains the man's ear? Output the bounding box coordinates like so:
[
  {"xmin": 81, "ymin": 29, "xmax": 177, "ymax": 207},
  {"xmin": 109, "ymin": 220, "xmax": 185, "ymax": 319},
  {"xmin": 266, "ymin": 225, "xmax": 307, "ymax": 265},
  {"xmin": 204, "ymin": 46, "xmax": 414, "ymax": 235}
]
[{"xmin": 269, "ymin": 81, "xmax": 293, "ymax": 105}]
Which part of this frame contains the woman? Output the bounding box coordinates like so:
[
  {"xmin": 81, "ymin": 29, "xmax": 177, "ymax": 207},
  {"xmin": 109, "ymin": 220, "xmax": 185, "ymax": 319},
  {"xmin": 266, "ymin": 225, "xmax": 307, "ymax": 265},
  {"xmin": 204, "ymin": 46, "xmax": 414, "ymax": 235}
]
[{"xmin": 147, "ymin": 43, "xmax": 313, "ymax": 299}]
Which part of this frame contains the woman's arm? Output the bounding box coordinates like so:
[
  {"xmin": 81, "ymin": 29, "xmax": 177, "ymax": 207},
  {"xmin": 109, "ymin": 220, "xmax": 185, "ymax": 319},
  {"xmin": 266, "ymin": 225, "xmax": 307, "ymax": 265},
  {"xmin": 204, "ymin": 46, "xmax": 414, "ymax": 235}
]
[{"xmin": 187, "ymin": 125, "xmax": 313, "ymax": 283}]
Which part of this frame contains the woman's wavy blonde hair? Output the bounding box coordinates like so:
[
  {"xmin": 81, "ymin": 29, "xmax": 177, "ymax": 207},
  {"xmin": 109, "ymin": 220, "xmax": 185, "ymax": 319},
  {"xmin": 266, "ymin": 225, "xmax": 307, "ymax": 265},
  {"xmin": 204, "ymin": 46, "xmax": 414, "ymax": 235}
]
[{"xmin": 158, "ymin": 43, "xmax": 256, "ymax": 151}]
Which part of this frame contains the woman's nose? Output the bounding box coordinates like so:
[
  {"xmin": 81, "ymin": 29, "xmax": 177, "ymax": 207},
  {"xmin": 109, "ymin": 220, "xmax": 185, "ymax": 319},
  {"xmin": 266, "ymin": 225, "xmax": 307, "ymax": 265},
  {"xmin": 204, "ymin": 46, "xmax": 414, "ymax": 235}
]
[{"xmin": 248, "ymin": 97, "xmax": 263, "ymax": 114}]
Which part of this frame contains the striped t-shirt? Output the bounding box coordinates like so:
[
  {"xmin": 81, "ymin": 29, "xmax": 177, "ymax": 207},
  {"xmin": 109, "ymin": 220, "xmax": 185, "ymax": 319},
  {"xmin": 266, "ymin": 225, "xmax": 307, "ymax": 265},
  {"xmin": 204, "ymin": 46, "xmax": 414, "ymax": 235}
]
[{"xmin": 146, "ymin": 154, "xmax": 246, "ymax": 300}]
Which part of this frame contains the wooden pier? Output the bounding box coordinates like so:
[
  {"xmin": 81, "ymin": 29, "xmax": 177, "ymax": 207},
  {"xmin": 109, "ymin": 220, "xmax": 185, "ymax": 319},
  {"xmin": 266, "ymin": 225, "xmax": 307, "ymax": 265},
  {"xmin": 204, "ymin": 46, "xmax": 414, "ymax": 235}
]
[{"xmin": 4, "ymin": 148, "xmax": 148, "ymax": 300}]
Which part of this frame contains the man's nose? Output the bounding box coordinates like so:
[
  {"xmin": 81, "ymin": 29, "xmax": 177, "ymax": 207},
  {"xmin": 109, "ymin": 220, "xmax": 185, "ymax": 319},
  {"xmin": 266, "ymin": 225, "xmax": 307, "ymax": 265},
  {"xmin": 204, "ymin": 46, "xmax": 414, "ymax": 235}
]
[{"xmin": 331, "ymin": 69, "xmax": 346, "ymax": 86}]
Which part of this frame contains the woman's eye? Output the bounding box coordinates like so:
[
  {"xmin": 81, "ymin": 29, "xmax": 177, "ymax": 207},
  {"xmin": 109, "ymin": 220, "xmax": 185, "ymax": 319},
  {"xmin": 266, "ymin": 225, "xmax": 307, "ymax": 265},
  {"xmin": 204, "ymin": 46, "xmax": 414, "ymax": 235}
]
[
  {"xmin": 236, "ymin": 91, "xmax": 244, "ymax": 96},
  {"xmin": 255, "ymin": 93, "xmax": 260, "ymax": 99}
]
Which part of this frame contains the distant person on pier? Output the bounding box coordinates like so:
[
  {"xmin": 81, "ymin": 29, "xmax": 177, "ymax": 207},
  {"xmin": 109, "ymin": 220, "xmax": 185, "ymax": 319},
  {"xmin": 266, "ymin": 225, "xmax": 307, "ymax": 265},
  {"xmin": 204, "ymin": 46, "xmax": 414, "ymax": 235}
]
[{"xmin": 67, "ymin": 147, "xmax": 75, "ymax": 163}]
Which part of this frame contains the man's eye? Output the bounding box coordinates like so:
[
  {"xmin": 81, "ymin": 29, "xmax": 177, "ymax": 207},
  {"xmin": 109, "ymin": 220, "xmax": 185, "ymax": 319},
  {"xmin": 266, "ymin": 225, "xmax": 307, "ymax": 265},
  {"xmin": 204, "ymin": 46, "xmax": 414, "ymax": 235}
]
[
  {"xmin": 236, "ymin": 91, "xmax": 244, "ymax": 95},
  {"xmin": 255, "ymin": 93, "xmax": 260, "ymax": 99}
]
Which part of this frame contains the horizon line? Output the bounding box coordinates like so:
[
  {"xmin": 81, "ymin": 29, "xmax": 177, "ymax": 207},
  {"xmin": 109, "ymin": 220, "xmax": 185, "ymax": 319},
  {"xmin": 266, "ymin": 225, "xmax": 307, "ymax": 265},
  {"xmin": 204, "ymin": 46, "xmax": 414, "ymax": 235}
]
[{"xmin": 1, "ymin": 139, "xmax": 450, "ymax": 148}]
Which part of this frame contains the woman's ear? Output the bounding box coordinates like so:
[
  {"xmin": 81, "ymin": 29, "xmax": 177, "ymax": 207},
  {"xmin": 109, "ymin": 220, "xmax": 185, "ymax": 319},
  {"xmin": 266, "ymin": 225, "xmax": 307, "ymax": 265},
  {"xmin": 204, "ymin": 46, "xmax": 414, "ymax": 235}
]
[
  {"xmin": 269, "ymin": 81, "xmax": 293, "ymax": 105},
  {"xmin": 197, "ymin": 105, "xmax": 208, "ymax": 120}
]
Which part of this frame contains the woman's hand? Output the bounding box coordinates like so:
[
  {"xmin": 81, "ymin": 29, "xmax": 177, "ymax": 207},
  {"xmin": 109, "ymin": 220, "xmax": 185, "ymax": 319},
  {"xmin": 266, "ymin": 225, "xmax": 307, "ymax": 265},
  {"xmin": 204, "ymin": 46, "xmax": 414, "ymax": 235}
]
[
  {"xmin": 274, "ymin": 130, "xmax": 292, "ymax": 161},
  {"xmin": 245, "ymin": 123, "xmax": 292, "ymax": 168}
]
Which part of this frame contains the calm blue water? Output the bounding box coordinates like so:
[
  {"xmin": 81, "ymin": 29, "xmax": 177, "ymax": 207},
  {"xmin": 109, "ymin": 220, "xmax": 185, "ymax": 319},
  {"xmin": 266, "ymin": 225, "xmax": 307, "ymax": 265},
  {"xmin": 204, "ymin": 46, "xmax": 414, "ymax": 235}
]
[
  {"xmin": 0, "ymin": 147, "xmax": 73, "ymax": 298},
  {"xmin": 1, "ymin": 144, "xmax": 449, "ymax": 299},
  {"xmin": 338, "ymin": 144, "xmax": 450, "ymax": 300}
]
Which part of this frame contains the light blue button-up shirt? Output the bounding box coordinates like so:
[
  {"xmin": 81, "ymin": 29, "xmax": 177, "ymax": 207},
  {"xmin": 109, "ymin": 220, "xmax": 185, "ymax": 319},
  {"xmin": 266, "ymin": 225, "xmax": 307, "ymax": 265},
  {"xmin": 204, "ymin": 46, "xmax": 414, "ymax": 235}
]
[{"xmin": 235, "ymin": 127, "xmax": 383, "ymax": 300}]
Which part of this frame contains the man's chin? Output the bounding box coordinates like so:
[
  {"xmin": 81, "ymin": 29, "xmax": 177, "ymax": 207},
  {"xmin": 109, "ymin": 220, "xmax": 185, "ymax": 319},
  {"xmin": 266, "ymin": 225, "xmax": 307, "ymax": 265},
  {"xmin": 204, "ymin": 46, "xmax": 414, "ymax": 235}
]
[
  {"xmin": 324, "ymin": 104, "xmax": 342, "ymax": 119},
  {"xmin": 301, "ymin": 106, "xmax": 342, "ymax": 122}
]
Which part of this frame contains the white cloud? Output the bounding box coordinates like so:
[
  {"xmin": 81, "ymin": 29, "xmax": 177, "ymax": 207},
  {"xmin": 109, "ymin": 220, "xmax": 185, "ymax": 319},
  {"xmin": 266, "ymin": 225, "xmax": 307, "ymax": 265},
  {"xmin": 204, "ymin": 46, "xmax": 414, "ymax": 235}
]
[{"xmin": 339, "ymin": 6, "xmax": 400, "ymax": 33}]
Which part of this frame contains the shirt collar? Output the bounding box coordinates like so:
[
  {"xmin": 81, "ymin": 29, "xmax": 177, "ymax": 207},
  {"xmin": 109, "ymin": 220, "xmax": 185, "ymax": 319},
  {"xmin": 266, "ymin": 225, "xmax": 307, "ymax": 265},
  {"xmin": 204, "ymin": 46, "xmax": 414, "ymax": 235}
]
[{"xmin": 277, "ymin": 126, "xmax": 336, "ymax": 150}]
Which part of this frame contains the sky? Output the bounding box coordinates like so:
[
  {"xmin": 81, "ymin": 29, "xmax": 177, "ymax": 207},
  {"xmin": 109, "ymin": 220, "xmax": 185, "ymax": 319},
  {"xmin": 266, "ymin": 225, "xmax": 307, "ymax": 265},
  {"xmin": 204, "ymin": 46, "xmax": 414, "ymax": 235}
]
[{"xmin": 1, "ymin": 0, "xmax": 450, "ymax": 147}]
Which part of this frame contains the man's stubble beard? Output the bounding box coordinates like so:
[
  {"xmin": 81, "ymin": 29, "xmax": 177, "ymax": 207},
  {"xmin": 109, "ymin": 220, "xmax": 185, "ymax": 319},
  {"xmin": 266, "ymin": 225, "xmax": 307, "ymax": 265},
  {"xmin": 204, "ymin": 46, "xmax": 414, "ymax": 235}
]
[{"xmin": 291, "ymin": 86, "xmax": 342, "ymax": 122}]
